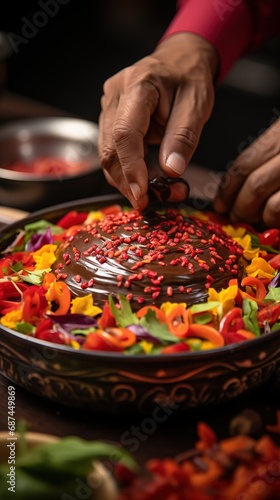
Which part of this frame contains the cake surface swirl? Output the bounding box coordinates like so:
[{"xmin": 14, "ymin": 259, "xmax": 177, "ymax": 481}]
[{"xmin": 53, "ymin": 208, "xmax": 243, "ymax": 308}]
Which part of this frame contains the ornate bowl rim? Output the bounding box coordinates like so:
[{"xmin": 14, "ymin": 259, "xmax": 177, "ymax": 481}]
[{"xmin": 1, "ymin": 193, "xmax": 279, "ymax": 363}]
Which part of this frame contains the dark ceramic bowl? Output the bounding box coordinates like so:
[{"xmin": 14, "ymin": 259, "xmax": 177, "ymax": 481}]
[
  {"xmin": 1, "ymin": 195, "xmax": 280, "ymax": 415},
  {"xmin": 0, "ymin": 118, "xmax": 116, "ymax": 211}
]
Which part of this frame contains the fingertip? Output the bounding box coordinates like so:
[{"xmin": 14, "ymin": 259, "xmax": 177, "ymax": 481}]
[
  {"xmin": 129, "ymin": 182, "xmax": 141, "ymax": 202},
  {"xmin": 165, "ymin": 152, "xmax": 186, "ymax": 176},
  {"xmin": 135, "ymin": 194, "xmax": 149, "ymax": 212}
]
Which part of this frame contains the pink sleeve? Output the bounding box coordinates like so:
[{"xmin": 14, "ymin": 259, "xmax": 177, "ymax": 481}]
[{"xmin": 161, "ymin": 0, "xmax": 280, "ymax": 82}]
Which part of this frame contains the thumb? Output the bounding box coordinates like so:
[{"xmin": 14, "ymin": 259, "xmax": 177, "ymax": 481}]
[{"xmin": 159, "ymin": 83, "xmax": 214, "ymax": 176}]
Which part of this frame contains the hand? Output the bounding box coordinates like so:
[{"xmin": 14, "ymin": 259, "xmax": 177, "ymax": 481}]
[
  {"xmin": 213, "ymin": 117, "xmax": 280, "ymax": 228},
  {"xmin": 98, "ymin": 33, "xmax": 218, "ymax": 210}
]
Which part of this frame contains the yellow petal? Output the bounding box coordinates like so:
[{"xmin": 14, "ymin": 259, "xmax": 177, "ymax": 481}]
[
  {"xmin": 208, "ymin": 283, "xmax": 238, "ymax": 315},
  {"xmin": 70, "ymin": 294, "xmax": 102, "ymax": 316},
  {"xmin": 222, "ymin": 225, "xmax": 247, "ymax": 238},
  {"xmin": 70, "ymin": 340, "xmax": 81, "ymax": 350},
  {"xmin": 84, "ymin": 211, "xmax": 105, "ymax": 224},
  {"xmin": 231, "ymin": 234, "xmax": 259, "ymax": 260},
  {"xmin": 246, "ymin": 257, "xmax": 276, "ymax": 280},
  {"xmin": 160, "ymin": 302, "xmax": 187, "ymax": 315},
  {"xmin": 1, "ymin": 309, "xmax": 23, "ymax": 328},
  {"xmin": 140, "ymin": 341, "xmax": 153, "ymax": 354},
  {"xmin": 200, "ymin": 341, "xmax": 216, "ymax": 351},
  {"xmin": 32, "ymin": 244, "xmax": 57, "ymax": 270}
]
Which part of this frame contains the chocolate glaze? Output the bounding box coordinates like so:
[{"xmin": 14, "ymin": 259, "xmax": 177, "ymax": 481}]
[{"xmin": 53, "ymin": 208, "xmax": 244, "ymax": 309}]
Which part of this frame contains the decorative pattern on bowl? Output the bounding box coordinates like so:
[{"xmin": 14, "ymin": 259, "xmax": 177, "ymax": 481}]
[{"xmin": 1, "ymin": 195, "xmax": 280, "ymax": 414}]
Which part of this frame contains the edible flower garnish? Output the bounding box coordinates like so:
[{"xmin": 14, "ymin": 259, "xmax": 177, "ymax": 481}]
[
  {"xmin": 222, "ymin": 225, "xmax": 260, "ymax": 260},
  {"xmin": 1, "ymin": 207, "xmax": 280, "ymax": 355},
  {"xmin": 32, "ymin": 244, "xmax": 57, "ymax": 270},
  {"xmin": 246, "ymin": 257, "xmax": 276, "ymax": 280}
]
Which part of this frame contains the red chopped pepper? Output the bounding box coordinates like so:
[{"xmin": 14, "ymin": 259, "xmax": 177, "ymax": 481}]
[
  {"xmin": 136, "ymin": 305, "xmax": 166, "ymax": 323},
  {"xmin": 236, "ymin": 328, "xmax": 257, "ymax": 340},
  {"xmin": 0, "ymin": 252, "xmax": 34, "ymax": 278},
  {"xmin": 83, "ymin": 330, "xmax": 120, "ymax": 351},
  {"xmin": 257, "ymin": 302, "xmax": 280, "ymax": 327},
  {"xmin": 197, "ymin": 422, "xmax": 217, "ymax": 448},
  {"xmin": 100, "ymin": 204, "xmax": 122, "ymax": 216},
  {"xmin": 222, "ymin": 331, "xmax": 250, "ymax": 346},
  {"xmin": 259, "ymin": 228, "xmax": 279, "ymax": 248},
  {"xmin": 98, "ymin": 300, "xmax": 116, "ymax": 329},
  {"xmin": 56, "ymin": 210, "xmax": 88, "ymax": 229},
  {"xmin": 45, "ymin": 281, "xmax": 71, "ymax": 315},
  {"xmin": 114, "ymin": 463, "xmax": 137, "ymax": 487},
  {"xmin": 268, "ymin": 254, "xmax": 280, "ymax": 271},
  {"xmin": 161, "ymin": 342, "xmax": 190, "ymax": 354},
  {"xmin": 166, "ymin": 305, "xmax": 190, "ymax": 338},
  {"xmin": 241, "ymin": 276, "xmax": 267, "ymax": 303},
  {"xmin": 0, "ymin": 281, "xmax": 28, "ymax": 299},
  {"xmin": 0, "ymin": 257, "xmax": 13, "ymax": 278},
  {"xmin": 22, "ymin": 286, "xmax": 48, "ymax": 324},
  {"xmin": 0, "ymin": 299, "xmax": 22, "ymax": 315},
  {"xmin": 219, "ymin": 308, "xmax": 244, "ymax": 335},
  {"xmin": 83, "ymin": 327, "xmax": 136, "ymax": 352},
  {"xmin": 186, "ymin": 324, "xmax": 224, "ymax": 347},
  {"xmin": 35, "ymin": 318, "xmax": 67, "ymax": 344}
]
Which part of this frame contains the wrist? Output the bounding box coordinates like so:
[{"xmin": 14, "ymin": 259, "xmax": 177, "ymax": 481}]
[{"xmin": 155, "ymin": 32, "xmax": 219, "ymax": 84}]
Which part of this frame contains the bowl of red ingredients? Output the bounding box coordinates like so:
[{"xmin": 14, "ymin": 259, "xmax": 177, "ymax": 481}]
[
  {"xmin": 1, "ymin": 193, "xmax": 280, "ymax": 415},
  {"xmin": 0, "ymin": 117, "xmax": 115, "ymax": 211}
]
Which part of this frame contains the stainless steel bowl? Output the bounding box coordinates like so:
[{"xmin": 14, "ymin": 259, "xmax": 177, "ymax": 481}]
[{"xmin": 0, "ymin": 117, "xmax": 115, "ymax": 211}]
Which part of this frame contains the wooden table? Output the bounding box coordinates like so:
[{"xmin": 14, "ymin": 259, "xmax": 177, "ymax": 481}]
[{"xmin": 0, "ymin": 373, "xmax": 280, "ymax": 468}]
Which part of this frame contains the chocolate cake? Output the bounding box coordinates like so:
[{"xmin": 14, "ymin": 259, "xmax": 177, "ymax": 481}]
[{"xmin": 53, "ymin": 208, "xmax": 243, "ymax": 309}]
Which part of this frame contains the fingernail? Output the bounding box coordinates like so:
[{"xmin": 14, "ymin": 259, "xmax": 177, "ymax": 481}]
[
  {"xmin": 129, "ymin": 182, "xmax": 141, "ymax": 201},
  {"xmin": 166, "ymin": 153, "xmax": 186, "ymax": 175}
]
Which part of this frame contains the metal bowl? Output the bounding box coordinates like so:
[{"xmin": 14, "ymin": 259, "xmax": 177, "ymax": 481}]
[
  {"xmin": 1, "ymin": 194, "xmax": 280, "ymax": 415},
  {"xmin": 0, "ymin": 117, "xmax": 115, "ymax": 211}
]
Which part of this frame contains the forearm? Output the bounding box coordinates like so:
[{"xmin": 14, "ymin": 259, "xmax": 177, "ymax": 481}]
[{"xmin": 161, "ymin": 0, "xmax": 280, "ymax": 83}]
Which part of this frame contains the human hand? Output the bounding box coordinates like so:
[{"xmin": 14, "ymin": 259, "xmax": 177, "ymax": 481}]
[
  {"xmin": 213, "ymin": 117, "xmax": 280, "ymax": 228},
  {"xmin": 98, "ymin": 33, "xmax": 218, "ymax": 210}
]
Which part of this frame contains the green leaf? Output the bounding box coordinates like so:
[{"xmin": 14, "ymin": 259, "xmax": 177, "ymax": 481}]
[
  {"xmin": 186, "ymin": 338, "xmax": 202, "ymax": 351},
  {"xmin": 24, "ymin": 219, "xmax": 63, "ymax": 235},
  {"xmin": 16, "ymin": 322, "xmax": 34, "ymax": 335},
  {"xmin": 11, "ymin": 267, "xmax": 51, "ymax": 285},
  {"xmin": 71, "ymin": 328, "xmax": 93, "ymax": 336},
  {"xmin": 108, "ymin": 294, "xmax": 138, "ymax": 327},
  {"xmin": 264, "ymin": 286, "xmax": 280, "ymax": 303},
  {"xmin": 193, "ymin": 312, "xmax": 212, "ymax": 325},
  {"xmin": 190, "ymin": 301, "xmax": 220, "ymax": 313},
  {"xmin": 125, "ymin": 343, "xmax": 146, "ymax": 355},
  {"xmin": 139, "ymin": 310, "xmax": 178, "ymax": 343},
  {"xmin": 242, "ymin": 298, "xmax": 260, "ymax": 337},
  {"xmin": 6, "ymin": 221, "xmax": 62, "ymax": 253},
  {"xmin": 11, "ymin": 261, "xmax": 23, "ymax": 272},
  {"xmin": 17, "ymin": 437, "xmax": 137, "ymax": 475},
  {"xmin": 250, "ymin": 233, "xmax": 279, "ymax": 254},
  {"xmin": 0, "ymin": 436, "xmax": 137, "ymax": 499}
]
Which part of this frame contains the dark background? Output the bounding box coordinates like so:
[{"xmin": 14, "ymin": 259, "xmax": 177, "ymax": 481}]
[{"xmin": 2, "ymin": 0, "xmax": 280, "ymax": 173}]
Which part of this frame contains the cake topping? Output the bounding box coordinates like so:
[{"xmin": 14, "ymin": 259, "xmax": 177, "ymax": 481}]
[{"xmin": 53, "ymin": 207, "xmax": 243, "ymax": 309}]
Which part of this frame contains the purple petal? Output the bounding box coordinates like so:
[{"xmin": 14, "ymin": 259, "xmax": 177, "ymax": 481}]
[
  {"xmin": 126, "ymin": 324, "xmax": 161, "ymax": 345},
  {"xmin": 26, "ymin": 227, "xmax": 53, "ymax": 251},
  {"xmin": 46, "ymin": 313, "xmax": 97, "ymax": 333},
  {"xmin": 268, "ymin": 271, "xmax": 280, "ymax": 288}
]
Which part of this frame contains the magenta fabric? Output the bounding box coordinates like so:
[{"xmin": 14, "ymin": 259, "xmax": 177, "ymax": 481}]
[{"xmin": 162, "ymin": 0, "xmax": 280, "ymax": 82}]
